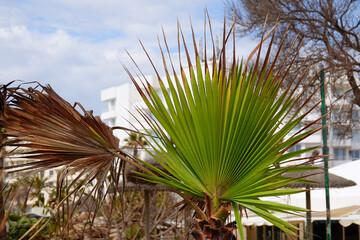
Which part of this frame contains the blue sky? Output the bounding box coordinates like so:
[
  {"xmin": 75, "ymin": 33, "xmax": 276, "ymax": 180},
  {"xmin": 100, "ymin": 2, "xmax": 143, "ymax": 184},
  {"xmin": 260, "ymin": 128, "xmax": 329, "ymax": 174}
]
[{"xmin": 0, "ymin": 0, "xmax": 256, "ymax": 115}]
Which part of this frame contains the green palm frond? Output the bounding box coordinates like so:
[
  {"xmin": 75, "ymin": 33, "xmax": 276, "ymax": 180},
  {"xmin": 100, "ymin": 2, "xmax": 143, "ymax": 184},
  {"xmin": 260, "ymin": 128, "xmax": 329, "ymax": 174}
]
[{"xmin": 126, "ymin": 18, "xmax": 323, "ymax": 237}]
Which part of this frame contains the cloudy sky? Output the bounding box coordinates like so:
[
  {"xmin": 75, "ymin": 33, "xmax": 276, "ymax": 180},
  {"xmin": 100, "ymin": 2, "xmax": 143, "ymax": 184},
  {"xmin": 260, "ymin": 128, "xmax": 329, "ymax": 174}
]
[{"xmin": 0, "ymin": 0, "xmax": 256, "ymax": 115}]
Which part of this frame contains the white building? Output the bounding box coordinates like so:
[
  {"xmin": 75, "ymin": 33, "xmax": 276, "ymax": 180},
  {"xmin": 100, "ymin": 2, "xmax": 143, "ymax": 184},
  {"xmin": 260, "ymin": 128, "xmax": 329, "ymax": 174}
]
[
  {"xmin": 4, "ymin": 147, "xmax": 58, "ymax": 206},
  {"xmin": 101, "ymin": 70, "xmax": 360, "ymax": 168},
  {"xmin": 101, "ymin": 74, "xmax": 162, "ymax": 144}
]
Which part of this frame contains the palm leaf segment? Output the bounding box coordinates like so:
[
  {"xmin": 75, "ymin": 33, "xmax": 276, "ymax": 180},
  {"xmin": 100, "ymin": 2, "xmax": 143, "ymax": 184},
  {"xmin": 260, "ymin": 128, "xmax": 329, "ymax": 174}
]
[
  {"xmin": 3, "ymin": 84, "xmax": 124, "ymax": 213},
  {"xmin": 4, "ymin": 84, "xmax": 120, "ymax": 173},
  {"xmin": 127, "ymin": 20, "xmax": 322, "ymax": 236}
]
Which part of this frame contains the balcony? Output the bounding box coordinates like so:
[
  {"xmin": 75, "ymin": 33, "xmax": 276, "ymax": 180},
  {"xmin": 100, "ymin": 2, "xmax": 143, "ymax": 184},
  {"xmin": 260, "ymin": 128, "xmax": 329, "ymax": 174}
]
[
  {"xmin": 101, "ymin": 111, "xmax": 116, "ymax": 120},
  {"xmin": 332, "ymin": 138, "xmax": 352, "ymax": 147}
]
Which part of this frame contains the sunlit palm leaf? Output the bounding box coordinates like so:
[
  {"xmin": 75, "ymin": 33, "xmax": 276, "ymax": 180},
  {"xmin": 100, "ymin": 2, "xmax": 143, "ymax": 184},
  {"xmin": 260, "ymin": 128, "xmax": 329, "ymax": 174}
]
[{"xmin": 126, "ymin": 17, "xmax": 323, "ymax": 237}]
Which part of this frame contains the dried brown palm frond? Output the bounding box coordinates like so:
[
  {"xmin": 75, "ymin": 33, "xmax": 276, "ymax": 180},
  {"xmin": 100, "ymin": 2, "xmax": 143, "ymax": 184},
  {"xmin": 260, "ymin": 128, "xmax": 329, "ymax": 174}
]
[
  {"xmin": 0, "ymin": 81, "xmax": 18, "ymax": 135},
  {"xmin": 1, "ymin": 83, "xmax": 134, "ymax": 235},
  {"xmin": 0, "ymin": 82, "xmax": 13, "ymax": 240},
  {"xmin": 4, "ymin": 83, "xmax": 121, "ymax": 175}
]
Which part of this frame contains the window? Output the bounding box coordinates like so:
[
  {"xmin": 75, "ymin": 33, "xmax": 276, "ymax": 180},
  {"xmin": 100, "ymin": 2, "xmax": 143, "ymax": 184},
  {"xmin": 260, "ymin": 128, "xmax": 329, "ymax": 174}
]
[
  {"xmin": 352, "ymin": 131, "xmax": 360, "ymax": 143},
  {"xmin": 49, "ymin": 170, "xmax": 54, "ymax": 176},
  {"xmin": 334, "ymin": 88, "xmax": 344, "ymax": 97},
  {"xmin": 332, "ymin": 109, "xmax": 344, "ymax": 121},
  {"xmin": 334, "ymin": 148, "xmax": 346, "ymax": 160},
  {"xmin": 49, "ymin": 182, "xmax": 54, "ymax": 187},
  {"xmin": 289, "ymin": 144, "xmax": 302, "ymax": 157},
  {"xmin": 350, "ymin": 150, "xmax": 360, "ymax": 160},
  {"xmin": 289, "ymin": 144, "xmax": 302, "ymax": 152},
  {"xmin": 352, "ymin": 111, "xmax": 359, "ymax": 122},
  {"xmin": 333, "ymin": 129, "xmax": 345, "ymax": 140},
  {"xmin": 108, "ymin": 99, "xmax": 116, "ymax": 111}
]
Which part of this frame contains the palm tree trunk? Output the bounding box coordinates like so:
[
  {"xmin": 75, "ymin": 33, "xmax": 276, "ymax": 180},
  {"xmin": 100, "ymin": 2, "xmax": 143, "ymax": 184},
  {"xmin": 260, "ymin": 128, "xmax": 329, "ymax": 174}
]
[
  {"xmin": 306, "ymin": 187, "xmax": 312, "ymax": 240},
  {"xmin": 144, "ymin": 190, "xmax": 150, "ymax": 240}
]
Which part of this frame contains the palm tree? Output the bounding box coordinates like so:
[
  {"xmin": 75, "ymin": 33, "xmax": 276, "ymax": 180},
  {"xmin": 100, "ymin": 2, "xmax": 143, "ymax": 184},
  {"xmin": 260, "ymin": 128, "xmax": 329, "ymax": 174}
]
[
  {"xmin": 123, "ymin": 132, "xmax": 151, "ymax": 239},
  {"xmin": 123, "ymin": 132, "xmax": 151, "ymax": 185},
  {"xmin": 2, "ymin": 17, "xmax": 324, "ymax": 239},
  {"xmin": 31, "ymin": 175, "xmax": 49, "ymax": 208},
  {"xmin": 124, "ymin": 133, "xmax": 147, "ymax": 156},
  {"xmin": 124, "ymin": 19, "xmax": 324, "ymax": 239}
]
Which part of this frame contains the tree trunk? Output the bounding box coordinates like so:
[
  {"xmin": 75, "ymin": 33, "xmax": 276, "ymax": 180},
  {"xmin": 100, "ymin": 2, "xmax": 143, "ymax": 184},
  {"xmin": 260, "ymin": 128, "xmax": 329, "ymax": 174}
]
[
  {"xmin": 190, "ymin": 196, "xmax": 237, "ymax": 240},
  {"xmin": 305, "ymin": 187, "xmax": 312, "ymax": 240},
  {"xmin": 347, "ymin": 73, "xmax": 360, "ymax": 107},
  {"xmin": 144, "ymin": 190, "xmax": 150, "ymax": 240}
]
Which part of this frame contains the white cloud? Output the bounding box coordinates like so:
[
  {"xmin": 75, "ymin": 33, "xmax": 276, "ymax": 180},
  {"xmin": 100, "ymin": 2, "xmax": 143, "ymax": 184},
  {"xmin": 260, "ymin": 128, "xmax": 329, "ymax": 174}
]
[{"xmin": 0, "ymin": 0, "xmax": 256, "ymax": 115}]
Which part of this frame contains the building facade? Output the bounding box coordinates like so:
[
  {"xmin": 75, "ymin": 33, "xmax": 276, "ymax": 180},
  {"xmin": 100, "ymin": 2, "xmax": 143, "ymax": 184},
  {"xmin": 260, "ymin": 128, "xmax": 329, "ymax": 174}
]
[{"xmin": 101, "ymin": 71, "xmax": 360, "ymax": 168}]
